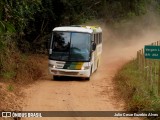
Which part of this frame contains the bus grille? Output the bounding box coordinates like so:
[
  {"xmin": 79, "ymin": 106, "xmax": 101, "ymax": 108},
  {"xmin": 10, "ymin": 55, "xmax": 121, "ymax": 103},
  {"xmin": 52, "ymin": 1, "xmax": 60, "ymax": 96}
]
[
  {"xmin": 59, "ymin": 71, "xmax": 78, "ymax": 75},
  {"xmin": 51, "ymin": 70, "xmax": 79, "ymax": 75}
]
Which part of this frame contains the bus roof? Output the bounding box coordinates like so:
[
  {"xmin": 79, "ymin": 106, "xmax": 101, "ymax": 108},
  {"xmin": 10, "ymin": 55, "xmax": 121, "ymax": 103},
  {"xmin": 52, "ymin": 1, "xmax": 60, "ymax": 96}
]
[{"xmin": 53, "ymin": 25, "xmax": 102, "ymax": 33}]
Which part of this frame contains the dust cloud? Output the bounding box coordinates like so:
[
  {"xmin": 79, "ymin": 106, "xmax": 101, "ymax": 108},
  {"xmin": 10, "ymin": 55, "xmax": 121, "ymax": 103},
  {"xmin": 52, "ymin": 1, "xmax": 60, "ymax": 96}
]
[{"xmin": 99, "ymin": 12, "xmax": 160, "ymax": 61}]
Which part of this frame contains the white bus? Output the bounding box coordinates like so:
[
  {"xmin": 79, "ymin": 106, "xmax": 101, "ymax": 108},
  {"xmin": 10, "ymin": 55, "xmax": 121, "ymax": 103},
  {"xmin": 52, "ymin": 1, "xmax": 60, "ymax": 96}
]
[{"xmin": 48, "ymin": 25, "xmax": 102, "ymax": 80}]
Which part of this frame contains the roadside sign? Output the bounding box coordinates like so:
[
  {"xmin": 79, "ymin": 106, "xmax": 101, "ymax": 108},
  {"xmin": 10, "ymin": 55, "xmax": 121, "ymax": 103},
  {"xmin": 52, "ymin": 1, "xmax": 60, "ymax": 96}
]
[{"xmin": 144, "ymin": 45, "xmax": 160, "ymax": 59}]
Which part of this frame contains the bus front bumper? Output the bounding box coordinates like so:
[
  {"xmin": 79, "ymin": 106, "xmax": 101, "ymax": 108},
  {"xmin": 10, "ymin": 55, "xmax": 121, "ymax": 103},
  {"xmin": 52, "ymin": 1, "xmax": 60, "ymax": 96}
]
[{"xmin": 49, "ymin": 68, "xmax": 90, "ymax": 78}]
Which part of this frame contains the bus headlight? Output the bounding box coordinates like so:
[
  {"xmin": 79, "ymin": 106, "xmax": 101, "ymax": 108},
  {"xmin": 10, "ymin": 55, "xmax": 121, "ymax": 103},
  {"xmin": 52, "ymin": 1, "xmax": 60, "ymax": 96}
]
[
  {"xmin": 81, "ymin": 66, "xmax": 90, "ymax": 70},
  {"xmin": 49, "ymin": 64, "xmax": 55, "ymax": 68}
]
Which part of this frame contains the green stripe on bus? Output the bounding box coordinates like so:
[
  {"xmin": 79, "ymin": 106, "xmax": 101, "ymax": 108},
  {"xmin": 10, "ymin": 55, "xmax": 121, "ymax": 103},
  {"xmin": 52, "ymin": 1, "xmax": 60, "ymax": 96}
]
[
  {"xmin": 63, "ymin": 62, "xmax": 71, "ymax": 69},
  {"xmin": 63, "ymin": 62, "xmax": 83, "ymax": 70}
]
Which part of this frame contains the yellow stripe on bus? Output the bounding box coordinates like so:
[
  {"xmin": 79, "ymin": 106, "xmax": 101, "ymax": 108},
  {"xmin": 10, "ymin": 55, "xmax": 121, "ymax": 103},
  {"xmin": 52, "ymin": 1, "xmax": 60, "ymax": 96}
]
[{"xmin": 75, "ymin": 62, "xmax": 83, "ymax": 70}]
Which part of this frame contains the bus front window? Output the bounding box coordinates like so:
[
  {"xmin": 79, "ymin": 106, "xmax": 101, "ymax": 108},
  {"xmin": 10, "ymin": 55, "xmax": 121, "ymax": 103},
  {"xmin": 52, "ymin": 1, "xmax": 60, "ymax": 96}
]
[
  {"xmin": 50, "ymin": 32, "xmax": 91, "ymax": 61},
  {"xmin": 70, "ymin": 32, "xmax": 91, "ymax": 61}
]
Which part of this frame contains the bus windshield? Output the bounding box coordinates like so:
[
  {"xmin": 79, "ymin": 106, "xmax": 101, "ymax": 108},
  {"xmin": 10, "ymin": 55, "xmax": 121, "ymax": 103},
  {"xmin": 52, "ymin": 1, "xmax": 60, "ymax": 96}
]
[{"xmin": 50, "ymin": 32, "xmax": 91, "ymax": 61}]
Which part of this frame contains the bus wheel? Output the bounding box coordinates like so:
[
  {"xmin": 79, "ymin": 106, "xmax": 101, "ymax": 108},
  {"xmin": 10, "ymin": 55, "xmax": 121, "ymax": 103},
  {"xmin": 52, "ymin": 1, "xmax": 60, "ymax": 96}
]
[
  {"xmin": 85, "ymin": 77, "xmax": 90, "ymax": 80},
  {"xmin": 96, "ymin": 60, "xmax": 99, "ymax": 72},
  {"xmin": 53, "ymin": 76, "xmax": 60, "ymax": 80},
  {"xmin": 86, "ymin": 66, "xmax": 92, "ymax": 80}
]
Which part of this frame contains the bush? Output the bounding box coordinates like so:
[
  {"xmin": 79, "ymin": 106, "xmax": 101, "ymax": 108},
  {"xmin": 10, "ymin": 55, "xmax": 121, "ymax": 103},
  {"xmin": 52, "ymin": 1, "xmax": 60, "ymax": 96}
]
[{"xmin": 0, "ymin": 34, "xmax": 43, "ymax": 84}]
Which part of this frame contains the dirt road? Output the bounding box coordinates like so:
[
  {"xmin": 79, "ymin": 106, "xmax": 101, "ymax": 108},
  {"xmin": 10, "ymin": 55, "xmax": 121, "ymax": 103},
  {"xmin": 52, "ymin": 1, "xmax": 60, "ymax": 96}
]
[{"xmin": 22, "ymin": 24, "xmax": 160, "ymax": 120}]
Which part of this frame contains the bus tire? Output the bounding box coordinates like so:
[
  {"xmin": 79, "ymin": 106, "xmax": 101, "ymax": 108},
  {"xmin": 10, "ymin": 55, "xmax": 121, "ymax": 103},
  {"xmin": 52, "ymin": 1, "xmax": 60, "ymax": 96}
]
[
  {"xmin": 96, "ymin": 60, "xmax": 99, "ymax": 72},
  {"xmin": 86, "ymin": 66, "xmax": 92, "ymax": 80},
  {"xmin": 53, "ymin": 76, "xmax": 60, "ymax": 80},
  {"xmin": 85, "ymin": 77, "xmax": 90, "ymax": 80}
]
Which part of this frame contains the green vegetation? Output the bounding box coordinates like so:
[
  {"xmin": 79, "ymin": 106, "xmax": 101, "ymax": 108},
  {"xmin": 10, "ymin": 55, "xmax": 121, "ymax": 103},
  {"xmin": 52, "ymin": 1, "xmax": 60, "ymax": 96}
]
[
  {"xmin": 7, "ymin": 84, "xmax": 14, "ymax": 92},
  {"xmin": 114, "ymin": 60, "xmax": 160, "ymax": 120}
]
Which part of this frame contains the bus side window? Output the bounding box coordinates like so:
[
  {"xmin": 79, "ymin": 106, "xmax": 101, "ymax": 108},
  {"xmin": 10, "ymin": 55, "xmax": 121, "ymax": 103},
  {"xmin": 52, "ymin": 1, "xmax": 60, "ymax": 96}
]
[
  {"xmin": 92, "ymin": 34, "xmax": 94, "ymax": 43},
  {"xmin": 100, "ymin": 33, "xmax": 102, "ymax": 43},
  {"xmin": 96, "ymin": 34, "xmax": 98, "ymax": 44},
  {"xmin": 97, "ymin": 33, "xmax": 100, "ymax": 44},
  {"xmin": 94, "ymin": 34, "xmax": 96, "ymax": 44},
  {"xmin": 97, "ymin": 34, "xmax": 99, "ymax": 44},
  {"xmin": 98, "ymin": 33, "xmax": 100, "ymax": 44},
  {"xmin": 99, "ymin": 33, "xmax": 100, "ymax": 44},
  {"xmin": 96, "ymin": 34, "xmax": 98, "ymax": 45}
]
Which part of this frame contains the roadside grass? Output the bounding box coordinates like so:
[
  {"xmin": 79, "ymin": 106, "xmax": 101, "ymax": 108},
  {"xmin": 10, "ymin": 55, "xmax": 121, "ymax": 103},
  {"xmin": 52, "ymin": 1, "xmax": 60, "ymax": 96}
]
[
  {"xmin": 0, "ymin": 54, "xmax": 46, "ymax": 111},
  {"xmin": 0, "ymin": 46, "xmax": 44, "ymax": 84},
  {"xmin": 1, "ymin": 71, "xmax": 16, "ymax": 79},
  {"xmin": 14, "ymin": 54, "xmax": 44, "ymax": 84},
  {"xmin": 0, "ymin": 37, "xmax": 47, "ymax": 111},
  {"xmin": 114, "ymin": 60, "xmax": 160, "ymax": 120}
]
